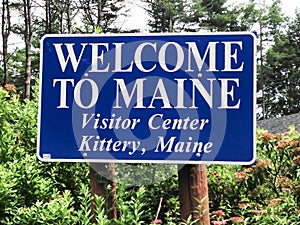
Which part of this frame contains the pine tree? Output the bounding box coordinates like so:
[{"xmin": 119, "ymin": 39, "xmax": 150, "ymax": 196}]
[
  {"xmin": 143, "ymin": 0, "xmax": 185, "ymax": 32},
  {"xmin": 79, "ymin": 0, "xmax": 126, "ymax": 33},
  {"xmin": 255, "ymin": 0, "xmax": 287, "ymax": 119},
  {"xmin": 186, "ymin": 0, "xmax": 260, "ymax": 32},
  {"xmin": 263, "ymin": 11, "xmax": 300, "ymax": 117}
]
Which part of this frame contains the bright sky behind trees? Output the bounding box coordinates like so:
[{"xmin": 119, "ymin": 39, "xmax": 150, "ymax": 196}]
[
  {"xmin": 3, "ymin": 0, "xmax": 300, "ymax": 51},
  {"xmin": 119, "ymin": 0, "xmax": 300, "ymax": 31}
]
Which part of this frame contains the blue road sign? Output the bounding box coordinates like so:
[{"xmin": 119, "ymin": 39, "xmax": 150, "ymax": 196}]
[{"xmin": 37, "ymin": 33, "xmax": 256, "ymax": 164}]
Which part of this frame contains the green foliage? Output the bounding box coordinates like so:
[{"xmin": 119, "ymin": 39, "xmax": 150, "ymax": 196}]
[
  {"xmin": 78, "ymin": 0, "xmax": 127, "ymax": 33},
  {"xmin": 0, "ymin": 85, "xmax": 37, "ymax": 162},
  {"xmin": 0, "ymin": 84, "xmax": 300, "ymax": 224},
  {"xmin": 0, "ymin": 84, "xmax": 180, "ymax": 224},
  {"xmin": 181, "ymin": 0, "xmax": 260, "ymax": 32},
  {"xmin": 94, "ymin": 195, "xmax": 110, "ymax": 225},
  {"xmin": 5, "ymin": 189, "xmax": 76, "ymax": 225},
  {"xmin": 4, "ymin": 47, "xmax": 39, "ymax": 98},
  {"xmin": 193, "ymin": 0, "xmax": 232, "ymax": 31},
  {"xmin": 263, "ymin": 11, "xmax": 300, "ymax": 117},
  {"xmin": 143, "ymin": 0, "xmax": 186, "ymax": 32},
  {"xmin": 116, "ymin": 186, "xmax": 148, "ymax": 224},
  {"xmin": 75, "ymin": 183, "xmax": 93, "ymax": 224},
  {"xmin": 143, "ymin": 0, "xmax": 259, "ymax": 33},
  {"xmin": 208, "ymin": 128, "xmax": 300, "ymax": 225},
  {"xmin": 1, "ymin": 1, "xmax": 300, "ymax": 224},
  {"xmin": 0, "ymin": 85, "xmax": 90, "ymax": 224},
  {"xmin": 180, "ymin": 197, "xmax": 209, "ymax": 225}
]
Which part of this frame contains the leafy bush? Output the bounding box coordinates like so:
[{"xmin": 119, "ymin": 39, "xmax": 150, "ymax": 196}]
[
  {"xmin": 0, "ymin": 84, "xmax": 299, "ymax": 224},
  {"xmin": 0, "ymin": 85, "xmax": 91, "ymax": 224},
  {"xmin": 208, "ymin": 128, "xmax": 300, "ymax": 224}
]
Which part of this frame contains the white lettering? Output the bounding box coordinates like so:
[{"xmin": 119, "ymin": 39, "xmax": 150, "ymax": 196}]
[
  {"xmin": 134, "ymin": 42, "xmax": 157, "ymax": 72},
  {"xmin": 218, "ymin": 78, "xmax": 241, "ymax": 109},
  {"xmin": 53, "ymin": 79, "xmax": 74, "ymax": 108},
  {"xmin": 174, "ymin": 78, "xmax": 187, "ymax": 108},
  {"xmin": 190, "ymin": 78, "xmax": 216, "ymax": 109},
  {"xmin": 112, "ymin": 43, "xmax": 133, "ymax": 72},
  {"xmin": 148, "ymin": 79, "xmax": 172, "ymax": 108},
  {"xmin": 185, "ymin": 42, "xmax": 218, "ymax": 72},
  {"xmin": 222, "ymin": 41, "xmax": 244, "ymax": 72},
  {"xmin": 53, "ymin": 43, "xmax": 87, "ymax": 72},
  {"xmin": 89, "ymin": 43, "xmax": 110, "ymax": 72},
  {"xmin": 159, "ymin": 42, "xmax": 184, "ymax": 72},
  {"xmin": 114, "ymin": 78, "xmax": 146, "ymax": 108},
  {"xmin": 74, "ymin": 79, "xmax": 99, "ymax": 109}
]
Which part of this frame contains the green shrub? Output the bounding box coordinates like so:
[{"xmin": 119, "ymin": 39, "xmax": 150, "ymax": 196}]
[
  {"xmin": 5, "ymin": 189, "xmax": 76, "ymax": 225},
  {"xmin": 1, "ymin": 84, "xmax": 299, "ymax": 224},
  {"xmin": 208, "ymin": 128, "xmax": 300, "ymax": 225}
]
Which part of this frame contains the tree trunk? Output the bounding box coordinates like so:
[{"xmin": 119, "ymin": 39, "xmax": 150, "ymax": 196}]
[
  {"xmin": 178, "ymin": 164, "xmax": 210, "ymax": 225},
  {"xmin": 66, "ymin": 0, "xmax": 72, "ymax": 34},
  {"xmin": 45, "ymin": 0, "xmax": 50, "ymax": 33},
  {"xmin": 89, "ymin": 163, "xmax": 117, "ymax": 223},
  {"xmin": 23, "ymin": 0, "xmax": 32, "ymax": 99},
  {"xmin": 1, "ymin": 0, "xmax": 11, "ymax": 85},
  {"xmin": 97, "ymin": 0, "xmax": 102, "ymax": 28}
]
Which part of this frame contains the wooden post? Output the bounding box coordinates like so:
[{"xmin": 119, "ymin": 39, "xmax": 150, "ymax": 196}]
[
  {"xmin": 178, "ymin": 164, "xmax": 210, "ymax": 224},
  {"xmin": 89, "ymin": 163, "xmax": 117, "ymax": 223}
]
